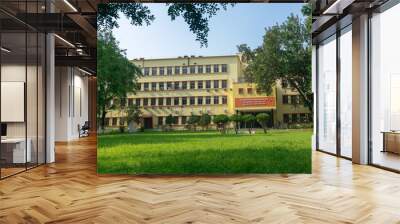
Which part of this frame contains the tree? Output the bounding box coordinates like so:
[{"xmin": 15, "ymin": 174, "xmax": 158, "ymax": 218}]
[
  {"xmin": 199, "ymin": 114, "xmax": 211, "ymax": 131},
  {"xmin": 97, "ymin": 31, "xmax": 141, "ymax": 131},
  {"xmin": 165, "ymin": 114, "xmax": 175, "ymax": 131},
  {"xmin": 213, "ymin": 115, "xmax": 230, "ymax": 134},
  {"xmin": 98, "ymin": 3, "xmax": 233, "ymax": 47},
  {"xmin": 125, "ymin": 104, "xmax": 142, "ymax": 132},
  {"xmin": 238, "ymin": 5, "xmax": 312, "ymax": 112},
  {"xmin": 242, "ymin": 114, "xmax": 256, "ymax": 134},
  {"xmin": 187, "ymin": 115, "xmax": 200, "ymax": 131},
  {"xmin": 256, "ymin": 113, "xmax": 270, "ymax": 134},
  {"xmin": 229, "ymin": 114, "xmax": 242, "ymax": 134}
]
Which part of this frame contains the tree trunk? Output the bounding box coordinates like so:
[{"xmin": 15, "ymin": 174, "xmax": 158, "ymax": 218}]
[{"xmin": 101, "ymin": 105, "xmax": 106, "ymax": 131}]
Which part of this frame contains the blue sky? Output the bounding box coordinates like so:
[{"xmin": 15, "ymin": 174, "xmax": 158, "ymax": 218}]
[{"xmin": 113, "ymin": 3, "xmax": 305, "ymax": 60}]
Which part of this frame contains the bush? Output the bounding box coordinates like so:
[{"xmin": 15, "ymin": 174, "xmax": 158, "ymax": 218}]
[
  {"xmin": 230, "ymin": 114, "xmax": 242, "ymax": 134},
  {"xmin": 256, "ymin": 113, "xmax": 270, "ymax": 133},
  {"xmin": 213, "ymin": 114, "xmax": 230, "ymax": 134},
  {"xmin": 187, "ymin": 115, "xmax": 200, "ymax": 131},
  {"xmin": 199, "ymin": 114, "xmax": 211, "ymax": 130},
  {"xmin": 242, "ymin": 114, "xmax": 256, "ymax": 134}
]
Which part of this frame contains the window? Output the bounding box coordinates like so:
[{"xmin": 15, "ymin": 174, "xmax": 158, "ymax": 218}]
[
  {"xmin": 182, "ymin": 81, "xmax": 187, "ymax": 89},
  {"xmin": 181, "ymin": 116, "xmax": 187, "ymax": 124},
  {"xmin": 190, "ymin": 81, "xmax": 196, "ymax": 89},
  {"xmin": 182, "ymin": 66, "xmax": 188, "ymax": 74},
  {"xmin": 105, "ymin": 118, "xmax": 110, "ymax": 126},
  {"xmin": 282, "ymin": 80, "xmax": 289, "ymax": 88},
  {"xmin": 166, "ymin": 98, "xmax": 171, "ymax": 106},
  {"xmin": 128, "ymin": 98, "xmax": 133, "ymax": 107},
  {"xmin": 167, "ymin": 82, "xmax": 172, "ymax": 90},
  {"xmin": 205, "ymin": 96, "xmax": 211, "ymax": 105},
  {"xmin": 292, "ymin": 114, "xmax": 298, "ymax": 123},
  {"xmin": 197, "ymin": 81, "xmax": 203, "ymax": 89},
  {"xmin": 213, "ymin": 64, "xmax": 219, "ymax": 73},
  {"xmin": 283, "ymin": 95, "xmax": 289, "ymax": 104},
  {"xmin": 222, "ymin": 96, "xmax": 227, "ymax": 104},
  {"xmin": 167, "ymin": 66, "xmax": 172, "ymax": 75},
  {"xmin": 158, "ymin": 117, "xmax": 164, "ymax": 125},
  {"xmin": 214, "ymin": 96, "xmax": 219, "ymax": 104},
  {"xmin": 112, "ymin": 118, "xmax": 118, "ymax": 126},
  {"xmin": 197, "ymin": 97, "xmax": 203, "ymax": 105},
  {"xmin": 159, "ymin": 82, "xmax": 165, "ymax": 90},
  {"xmin": 175, "ymin": 66, "xmax": 180, "ymax": 74},
  {"xmin": 247, "ymin": 88, "xmax": 253, "ymax": 94},
  {"xmin": 206, "ymin": 65, "xmax": 211, "ymax": 73},
  {"xmin": 159, "ymin": 67, "xmax": 165, "ymax": 75},
  {"xmin": 144, "ymin": 67, "xmax": 150, "ymax": 76},
  {"xmin": 198, "ymin": 65, "xmax": 203, "ymax": 73},
  {"xmin": 151, "ymin": 82, "xmax": 157, "ymax": 90},
  {"xmin": 174, "ymin": 81, "xmax": 180, "ymax": 90},
  {"xmin": 135, "ymin": 98, "xmax": 141, "ymax": 106},
  {"xmin": 190, "ymin": 65, "xmax": 196, "ymax": 74},
  {"xmin": 206, "ymin": 80, "xmax": 211, "ymax": 89},
  {"xmin": 221, "ymin": 64, "xmax": 227, "ymax": 72},
  {"xmin": 174, "ymin": 97, "xmax": 180, "ymax": 106},
  {"xmin": 300, "ymin": 113, "xmax": 306, "ymax": 123},
  {"xmin": 221, "ymin": 80, "xmax": 227, "ymax": 88},
  {"xmin": 158, "ymin": 98, "xmax": 164, "ymax": 106},
  {"xmin": 317, "ymin": 34, "xmax": 337, "ymax": 154},
  {"xmin": 238, "ymin": 88, "xmax": 244, "ymax": 95},
  {"xmin": 283, "ymin": 114, "xmax": 290, "ymax": 123},
  {"xmin": 144, "ymin": 83, "xmax": 149, "ymax": 91},
  {"xmin": 182, "ymin": 97, "xmax": 187, "ymax": 105},
  {"xmin": 291, "ymin": 95, "xmax": 299, "ymax": 105},
  {"xmin": 151, "ymin": 67, "xmax": 157, "ymax": 76},
  {"xmin": 213, "ymin": 80, "xmax": 219, "ymax": 88},
  {"xmin": 151, "ymin": 98, "xmax": 156, "ymax": 106},
  {"xmin": 190, "ymin": 97, "xmax": 195, "ymax": 105}
]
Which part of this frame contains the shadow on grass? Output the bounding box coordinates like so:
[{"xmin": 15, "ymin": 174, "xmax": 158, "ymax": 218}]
[{"xmin": 97, "ymin": 145, "xmax": 311, "ymax": 174}]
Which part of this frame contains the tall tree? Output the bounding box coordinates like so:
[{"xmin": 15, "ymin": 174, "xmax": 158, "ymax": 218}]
[
  {"xmin": 238, "ymin": 5, "xmax": 312, "ymax": 112},
  {"xmin": 97, "ymin": 31, "xmax": 141, "ymax": 131},
  {"xmin": 98, "ymin": 3, "xmax": 233, "ymax": 47}
]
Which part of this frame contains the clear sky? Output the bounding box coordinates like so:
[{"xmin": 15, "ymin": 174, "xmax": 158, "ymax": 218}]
[{"xmin": 112, "ymin": 3, "xmax": 305, "ymax": 60}]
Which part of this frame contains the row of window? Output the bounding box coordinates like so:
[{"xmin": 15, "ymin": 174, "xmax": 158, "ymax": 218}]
[
  {"xmin": 124, "ymin": 96, "xmax": 228, "ymax": 107},
  {"xmin": 283, "ymin": 113, "xmax": 312, "ymax": 123},
  {"xmin": 140, "ymin": 80, "xmax": 228, "ymax": 91},
  {"xmin": 282, "ymin": 95, "xmax": 302, "ymax": 105},
  {"xmin": 238, "ymin": 87, "xmax": 256, "ymax": 95},
  {"xmin": 142, "ymin": 64, "xmax": 228, "ymax": 76}
]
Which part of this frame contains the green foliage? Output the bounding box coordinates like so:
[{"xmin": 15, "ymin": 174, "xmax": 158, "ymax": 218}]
[
  {"xmin": 238, "ymin": 9, "xmax": 312, "ymax": 112},
  {"xmin": 97, "ymin": 130, "xmax": 312, "ymax": 174},
  {"xmin": 126, "ymin": 104, "xmax": 142, "ymax": 128},
  {"xmin": 256, "ymin": 113, "xmax": 270, "ymax": 133},
  {"xmin": 97, "ymin": 31, "xmax": 141, "ymax": 130},
  {"xmin": 198, "ymin": 113, "xmax": 211, "ymax": 130},
  {"xmin": 229, "ymin": 114, "xmax": 243, "ymax": 134},
  {"xmin": 98, "ymin": 3, "xmax": 233, "ymax": 47},
  {"xmin": 166, "ymin": 114, "xmax": 175, "ymax": 126},
  {"xmin": 213, "ymin": 114, "xmax": 230, "ymax": 134},
  {"xmin": 242, "ymin": 114, "xmax": 256, "ymax": 134},
  {"xmin": 187, "ymin": 115, "xmax": 200, "ymax": 131}
]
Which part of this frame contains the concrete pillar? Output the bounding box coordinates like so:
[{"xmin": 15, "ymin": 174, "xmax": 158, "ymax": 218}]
[
  {"xmin": 46, "ymin": 33, "xmax": 55, "ymax": 163},
  {"xmin": 352, "ymin": 14, "xmax": 369, "ymax": 164}
]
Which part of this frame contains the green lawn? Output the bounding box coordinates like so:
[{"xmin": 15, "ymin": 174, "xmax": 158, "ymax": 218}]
[{"xmin": 97, "ymin": 130, "xmax": 312, "ymax": 174}]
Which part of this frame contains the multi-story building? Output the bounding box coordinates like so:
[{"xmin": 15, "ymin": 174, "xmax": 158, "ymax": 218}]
[{"xmin": 106, "ymin": 54, "xmax": 311, "ymax": 129}]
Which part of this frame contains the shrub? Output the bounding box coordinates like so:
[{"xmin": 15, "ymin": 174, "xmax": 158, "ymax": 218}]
[
  {"xmin": 230, "ymin": 114, "xmax": 242, "ymax": 134},
  {"xmin": 187, "ymin": 115, "xmax": 200, "ymax": 131},
  {"xmin": 256, "ymin": 113, "xmax": 270, "ymax": 134},
  {"xmin": 213, "ymin": 114, "xmax": 230, "ymax": 134},
  {"xmin": 242, "ymin": 114, "xmax": 256, "ymax": 134},
  {"xmin": 199, "ymin": 113, "xmax": 211, "ymax": 130}
]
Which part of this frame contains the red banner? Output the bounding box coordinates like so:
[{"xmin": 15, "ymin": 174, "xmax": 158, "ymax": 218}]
[{"xmin": 235, "ymin": 97, "xmax": 276, "ymax": 108}]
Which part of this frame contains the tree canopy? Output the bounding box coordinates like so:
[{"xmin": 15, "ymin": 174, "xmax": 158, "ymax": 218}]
[
  {"xmin": 238, "ymin": 5, "xmax": 312, "ymax": 111},
  {"xmin": 97, "ymin": 31, "xmax": 141, "ymax": 130},
  {"xmin": 98, "ymin": 3, "xmax": 233, "ymax": 47}
]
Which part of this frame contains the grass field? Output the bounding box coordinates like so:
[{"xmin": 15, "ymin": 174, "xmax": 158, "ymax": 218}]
[{"xmin": 97, "ymin": 130, "xmax": 312, "ymax": 174}]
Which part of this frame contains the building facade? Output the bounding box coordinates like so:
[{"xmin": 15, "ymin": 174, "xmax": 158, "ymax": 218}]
[{"xmin": 106, "ymin": 55, "xmax": 311, "ymax": 129}]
